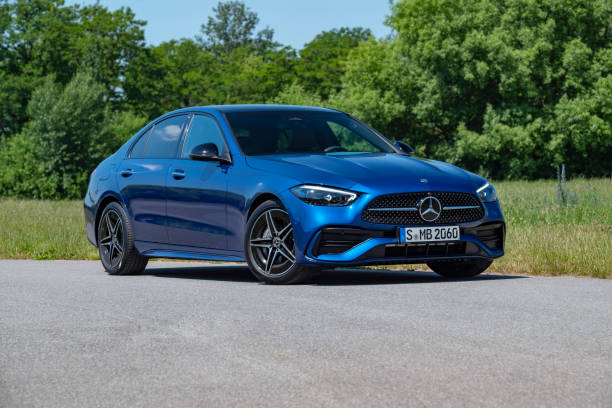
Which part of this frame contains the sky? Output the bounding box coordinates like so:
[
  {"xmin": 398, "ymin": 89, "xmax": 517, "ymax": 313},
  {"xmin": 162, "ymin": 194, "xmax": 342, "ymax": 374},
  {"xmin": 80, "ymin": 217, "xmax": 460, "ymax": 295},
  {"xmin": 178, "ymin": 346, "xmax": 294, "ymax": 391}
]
[{"xmin": 66, "ymin": 0, "xmax": 394, "ymax": 49}]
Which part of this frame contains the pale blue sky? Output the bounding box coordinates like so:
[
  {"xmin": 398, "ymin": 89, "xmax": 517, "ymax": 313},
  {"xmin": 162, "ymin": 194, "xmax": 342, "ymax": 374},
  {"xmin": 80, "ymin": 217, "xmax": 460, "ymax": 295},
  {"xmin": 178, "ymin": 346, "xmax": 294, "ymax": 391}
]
[{"xmin": 66, "ymin": 0, "xmax": 394, "ymax": 49}]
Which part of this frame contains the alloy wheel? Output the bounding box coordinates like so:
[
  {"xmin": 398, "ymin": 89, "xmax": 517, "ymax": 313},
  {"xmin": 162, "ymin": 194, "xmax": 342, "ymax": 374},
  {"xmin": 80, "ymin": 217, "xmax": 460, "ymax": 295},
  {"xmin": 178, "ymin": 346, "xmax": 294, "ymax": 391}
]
[
  {"xmin": 98, "ymin": 209, "xmax": 124, "ymax": 269},
  {"xmin": 248, "ymin": 208, "xmax": 296, "ymax": 277}
]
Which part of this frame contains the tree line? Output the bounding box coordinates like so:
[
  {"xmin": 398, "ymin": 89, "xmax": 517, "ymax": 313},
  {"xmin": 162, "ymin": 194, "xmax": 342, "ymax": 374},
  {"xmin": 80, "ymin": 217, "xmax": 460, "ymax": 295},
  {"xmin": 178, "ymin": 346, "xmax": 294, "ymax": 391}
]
[{"xmin": 0, "ymin": 0, "xmax": 610, "ymax": 199}]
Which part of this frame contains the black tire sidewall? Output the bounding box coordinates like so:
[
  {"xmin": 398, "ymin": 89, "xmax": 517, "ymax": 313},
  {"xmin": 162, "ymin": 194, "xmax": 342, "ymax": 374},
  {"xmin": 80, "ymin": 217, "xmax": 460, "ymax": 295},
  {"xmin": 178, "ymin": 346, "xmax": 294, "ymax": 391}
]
[{"xmin": 97, "ymin": 202, "xmax": 131, "ymax": 274}]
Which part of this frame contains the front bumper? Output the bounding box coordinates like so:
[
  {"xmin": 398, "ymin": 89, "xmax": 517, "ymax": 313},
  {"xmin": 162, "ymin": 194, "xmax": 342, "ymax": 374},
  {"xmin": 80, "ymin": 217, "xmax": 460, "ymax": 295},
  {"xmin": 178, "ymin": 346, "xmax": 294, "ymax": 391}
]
[
  {"xmin": 280, "ymin": 189, "xmax": 505, "ymax": 266},
  {"xmin": 304, "ymin": 222, "xmax": 504, "ymax": 266}
]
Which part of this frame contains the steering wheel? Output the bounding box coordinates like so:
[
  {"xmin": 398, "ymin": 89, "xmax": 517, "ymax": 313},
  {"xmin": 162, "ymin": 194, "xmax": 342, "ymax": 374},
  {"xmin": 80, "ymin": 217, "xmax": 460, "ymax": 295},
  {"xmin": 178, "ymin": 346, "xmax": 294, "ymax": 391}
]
[{"xmin": 324, "ymin": 145, "xmax": 348, "ymax": 153}]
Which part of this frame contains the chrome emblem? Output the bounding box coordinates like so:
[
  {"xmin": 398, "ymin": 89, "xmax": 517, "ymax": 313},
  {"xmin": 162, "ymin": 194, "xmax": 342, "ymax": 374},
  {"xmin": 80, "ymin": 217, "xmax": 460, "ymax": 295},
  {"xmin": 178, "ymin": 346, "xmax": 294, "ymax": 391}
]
[{"xmin": 418, "ymin": 196, "xmax": 442, "ymax": 222}]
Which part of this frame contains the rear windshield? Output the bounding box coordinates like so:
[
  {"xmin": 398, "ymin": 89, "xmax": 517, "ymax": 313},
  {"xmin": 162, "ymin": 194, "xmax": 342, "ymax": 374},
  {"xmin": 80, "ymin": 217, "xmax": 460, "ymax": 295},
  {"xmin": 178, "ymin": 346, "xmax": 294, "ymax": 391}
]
[{"xmin": 224, "ymin": 110, "xmax": 393, "ymax": 156}]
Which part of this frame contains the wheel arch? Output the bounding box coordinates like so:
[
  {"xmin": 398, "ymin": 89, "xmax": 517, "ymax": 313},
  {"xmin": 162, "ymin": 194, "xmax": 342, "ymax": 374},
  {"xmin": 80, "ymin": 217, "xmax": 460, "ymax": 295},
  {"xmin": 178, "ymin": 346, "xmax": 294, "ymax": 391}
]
[
  {"xmin": 246, "ymin": 192, "xmax": 283, "ymax": 221},
  {"xmin": 94, "ymin": 193, "xmax": 125, "ymax": 246}
]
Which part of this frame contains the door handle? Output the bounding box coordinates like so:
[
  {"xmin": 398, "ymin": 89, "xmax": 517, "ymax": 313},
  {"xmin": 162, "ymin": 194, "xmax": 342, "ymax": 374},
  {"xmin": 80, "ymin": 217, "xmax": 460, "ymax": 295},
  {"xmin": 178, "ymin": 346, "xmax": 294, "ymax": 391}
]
[
  {"xmin": 120, "ymin": 169, "xmax": 133, "ymax": 177},
  {"xmin": 171, "ymin": 169, "xmax": 185, "ymax": 180}
]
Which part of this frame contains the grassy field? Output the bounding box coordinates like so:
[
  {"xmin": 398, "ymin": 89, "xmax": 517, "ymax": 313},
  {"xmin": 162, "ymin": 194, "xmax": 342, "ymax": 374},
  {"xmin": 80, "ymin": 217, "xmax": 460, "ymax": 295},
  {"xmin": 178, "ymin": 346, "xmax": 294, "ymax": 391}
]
[
  {"xmin": 487, "ymin": 178, "xmax": 611, "ymax": 278},
  {"xmin": 0, "ymin": 177, "xmax": 610, "ymax": 277}
]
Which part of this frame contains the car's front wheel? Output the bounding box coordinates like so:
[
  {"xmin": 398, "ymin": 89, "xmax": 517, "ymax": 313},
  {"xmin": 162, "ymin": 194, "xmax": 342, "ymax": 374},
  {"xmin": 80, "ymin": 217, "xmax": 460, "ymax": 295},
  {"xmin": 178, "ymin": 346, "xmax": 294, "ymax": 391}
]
[
  {"xmin": 97, "ymin": 202, "xmax": 148, "ymax": 275},
  {"xmin": 245, "ymin": 200, "xmax": 314, "ymax": 284},
  {"xmin": 427, "ymin": 259, "xmax": 492, "ymax": 278}
]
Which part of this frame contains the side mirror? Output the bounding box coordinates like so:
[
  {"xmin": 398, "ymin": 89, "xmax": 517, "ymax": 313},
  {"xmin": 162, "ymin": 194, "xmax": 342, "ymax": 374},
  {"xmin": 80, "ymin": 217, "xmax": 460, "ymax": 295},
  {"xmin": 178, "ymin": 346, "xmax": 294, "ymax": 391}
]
[
  {"xmin": 394, "ymin": 141, "xmax": 415, "ymax": 156},
  {"xmin": 189, "ymin": 143, "xmax": 230, "ymax": 164}
]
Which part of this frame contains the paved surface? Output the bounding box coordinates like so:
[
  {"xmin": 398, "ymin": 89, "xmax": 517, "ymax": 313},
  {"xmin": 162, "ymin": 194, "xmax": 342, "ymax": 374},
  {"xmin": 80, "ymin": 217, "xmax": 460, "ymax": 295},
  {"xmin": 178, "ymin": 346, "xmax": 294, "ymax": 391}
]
[{"xmin": 0, "ymin": 260, "xmax": 610, "ymax": 407}]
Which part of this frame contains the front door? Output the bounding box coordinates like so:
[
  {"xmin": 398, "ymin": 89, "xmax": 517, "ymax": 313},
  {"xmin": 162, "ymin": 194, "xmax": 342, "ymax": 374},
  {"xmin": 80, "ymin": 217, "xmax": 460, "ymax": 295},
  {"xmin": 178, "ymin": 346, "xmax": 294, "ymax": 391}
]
[{"xmin": 166, "ymin": 114, "xmax": 230, "ymax": 249}]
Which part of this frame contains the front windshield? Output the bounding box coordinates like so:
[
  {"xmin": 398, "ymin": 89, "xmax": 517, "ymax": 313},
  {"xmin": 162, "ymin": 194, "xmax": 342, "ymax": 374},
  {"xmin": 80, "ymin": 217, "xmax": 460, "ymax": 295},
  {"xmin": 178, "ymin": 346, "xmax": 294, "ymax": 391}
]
[{"xmin": 225, "ymin": 110, "xmax": 394, "ymax": 156}]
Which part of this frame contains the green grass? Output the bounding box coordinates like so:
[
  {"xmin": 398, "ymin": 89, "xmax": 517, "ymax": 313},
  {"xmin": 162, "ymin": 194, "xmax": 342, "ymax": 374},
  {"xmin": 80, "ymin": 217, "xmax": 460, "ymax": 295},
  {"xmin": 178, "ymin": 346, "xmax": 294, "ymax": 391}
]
[
  {"xmin": 0, "ymin": 199, "xmax": 98, "ymax": 260},
  {"xmin": 0, "ymin": 177, "xmax": 610, "ymax": 277}
]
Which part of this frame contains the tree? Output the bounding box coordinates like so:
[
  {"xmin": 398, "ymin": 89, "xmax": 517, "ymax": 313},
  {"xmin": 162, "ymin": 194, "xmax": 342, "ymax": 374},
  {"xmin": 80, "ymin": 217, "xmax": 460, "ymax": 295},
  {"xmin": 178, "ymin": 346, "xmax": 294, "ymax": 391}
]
[
  {"xmin": 0, "ymin": 0, "xmax": 145, "ymax": 137},
  {"xmin": 333, "ymin": 0, "xmax": 612, "ymax": 179},
  {"xmin": 198, "ymin": 1, "xmax": 276, "ymax": 54},
  {"xmin": 124, "ymin": 39, "xmax": 218, "ymax": 118},
  {"xmin": 270, "ymin": 82, "xmax": 322, "ymax": 107},
  {"xmin": 0, "ymin": 71, "xmax": 146, "ymax": 199},
  {"xmin": 297, "ymin": 27, "xmax": 372, "ymax": 98}
]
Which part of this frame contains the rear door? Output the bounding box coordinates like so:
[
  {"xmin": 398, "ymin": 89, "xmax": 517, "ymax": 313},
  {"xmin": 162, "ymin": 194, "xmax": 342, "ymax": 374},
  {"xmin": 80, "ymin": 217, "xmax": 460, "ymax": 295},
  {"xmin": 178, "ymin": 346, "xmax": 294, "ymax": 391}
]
[
  {"xmin": 118, "ymin": 114, "xmax": 189, "ymax": 244},
  {"xmin": 166, "ymin": 113, "xmax": 230, "ymax": 249}
]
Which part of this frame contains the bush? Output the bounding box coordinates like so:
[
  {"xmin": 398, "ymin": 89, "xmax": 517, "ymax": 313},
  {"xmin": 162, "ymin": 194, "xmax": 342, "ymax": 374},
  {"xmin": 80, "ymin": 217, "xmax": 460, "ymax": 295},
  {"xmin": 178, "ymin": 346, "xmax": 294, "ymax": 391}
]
[
  {"xmin": 0, "ymin": 133, "xmax": 59, "ymax": 199},
  {"xmin": 0, "ymin": 72, "xmax": 147, "ymax": 199}
]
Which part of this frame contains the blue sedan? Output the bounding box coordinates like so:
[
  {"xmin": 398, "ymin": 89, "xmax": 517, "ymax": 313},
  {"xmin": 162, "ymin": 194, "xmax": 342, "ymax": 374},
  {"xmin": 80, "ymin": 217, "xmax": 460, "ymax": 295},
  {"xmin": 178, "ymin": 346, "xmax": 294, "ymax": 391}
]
[{"xmin": 84, "ymin": 105, "xmax": 505, "ymax": 284}]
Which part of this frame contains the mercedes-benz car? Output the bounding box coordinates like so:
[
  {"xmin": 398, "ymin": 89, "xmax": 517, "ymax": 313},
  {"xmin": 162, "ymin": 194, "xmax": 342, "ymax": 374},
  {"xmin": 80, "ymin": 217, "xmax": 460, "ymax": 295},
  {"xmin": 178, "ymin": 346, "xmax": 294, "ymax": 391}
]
[{"xmin": 84, "ymin": 105, "xmax": 505, "ymax": 284}]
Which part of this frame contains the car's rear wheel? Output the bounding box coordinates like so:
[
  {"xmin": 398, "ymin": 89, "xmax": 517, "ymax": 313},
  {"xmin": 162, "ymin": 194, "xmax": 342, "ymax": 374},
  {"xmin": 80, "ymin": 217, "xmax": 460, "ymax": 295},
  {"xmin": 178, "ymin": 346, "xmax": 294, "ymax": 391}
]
[
  {"xmin": 245, "ymin": 200, "xmax": 314, "ymax": 284},
  {"xmin": 97, "ymin": 202, "xmax": 148, "ymax": 275},
  {"xmin": 427, "ymin": 259, "xmax": 492, "ymax": 278}
]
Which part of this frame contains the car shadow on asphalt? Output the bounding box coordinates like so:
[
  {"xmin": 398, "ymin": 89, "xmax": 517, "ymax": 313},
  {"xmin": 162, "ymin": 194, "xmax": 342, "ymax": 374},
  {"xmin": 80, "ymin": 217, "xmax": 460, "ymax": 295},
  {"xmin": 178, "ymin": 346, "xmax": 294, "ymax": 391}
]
[{"xmin": 142, "ymin": 264, "xmax": 527, "ymax": 285}]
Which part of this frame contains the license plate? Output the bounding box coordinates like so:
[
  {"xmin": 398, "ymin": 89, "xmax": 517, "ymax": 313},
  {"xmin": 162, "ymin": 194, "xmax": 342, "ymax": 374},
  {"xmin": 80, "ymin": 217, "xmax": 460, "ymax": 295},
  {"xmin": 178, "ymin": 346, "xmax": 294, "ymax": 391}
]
[{"xmin": 399, "ymin": 226, "xmax": 460, "ymax": 243}]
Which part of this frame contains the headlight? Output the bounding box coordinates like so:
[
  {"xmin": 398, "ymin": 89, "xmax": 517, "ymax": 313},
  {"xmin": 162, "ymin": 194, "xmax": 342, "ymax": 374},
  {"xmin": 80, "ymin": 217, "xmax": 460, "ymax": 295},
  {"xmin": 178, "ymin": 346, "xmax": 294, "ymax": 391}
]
[
  {"xmin": 477, "ymin": 182, "xmax": 498, "ymax": 202},
  {"xmin": 291, "ymin": 185, "xmax": 358, "ymax": 206}
]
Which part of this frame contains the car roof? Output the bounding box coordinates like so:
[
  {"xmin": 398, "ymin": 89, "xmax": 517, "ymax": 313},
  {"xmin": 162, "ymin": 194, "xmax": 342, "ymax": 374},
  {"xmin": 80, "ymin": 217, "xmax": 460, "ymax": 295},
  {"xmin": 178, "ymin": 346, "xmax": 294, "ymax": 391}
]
[{"xmin": 172, "ymin": 104, "xmax": 340, "ymax": 115}]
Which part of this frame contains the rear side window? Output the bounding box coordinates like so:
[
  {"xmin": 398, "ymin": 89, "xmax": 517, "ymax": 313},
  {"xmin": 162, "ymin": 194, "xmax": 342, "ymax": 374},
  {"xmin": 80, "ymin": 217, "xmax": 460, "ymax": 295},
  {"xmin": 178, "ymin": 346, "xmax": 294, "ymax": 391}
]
[
  {"xmin": 130, "ymin": 128, "xmax": 151, "ymax": 158},
  {"xmin": 130, "ymin": 115, "xmax": 188, "ymax": 159}
]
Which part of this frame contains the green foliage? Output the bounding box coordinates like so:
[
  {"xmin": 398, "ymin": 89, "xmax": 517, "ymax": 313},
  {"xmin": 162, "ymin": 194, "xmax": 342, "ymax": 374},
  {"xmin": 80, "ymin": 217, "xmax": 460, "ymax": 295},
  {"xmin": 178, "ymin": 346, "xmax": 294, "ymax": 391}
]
[
  {"xmin": 0, "ymin": 0, "xmax": 145, "ymax": 136},
  {"xmin": 330, "ymin": 39, "xmax": 410, "ymax": 137},
  {"xmin": 0, "ymin": 72, "xmax": 138, "ymax": 199},
  {"xmin": 26, "ymin": 72, "xmax": 109, "ymax": 198},
  {"xmin": 270, "ymin": 82, "xmax": 322, "ymax": 106},
  {"xmin": 0, "ymin": 132, "xmax": 59, "ymax": 198},
  {"xmin": 297, "ymin": 27, "xmax": 372, "ymax": 98},
  {"xmin": 198, "ymin": 1, "xmax": 276, "ymax": 54},
  {"xmin": 105, "ymin": 110, "xmax": 148, "ymax": 152},
  {"xmin": 124, "ymin": 39, "xmax": 216, "ymax": 118},
  {"xmin": 360, "ymin": 0, "xmax": 612, "ymax": 179}
]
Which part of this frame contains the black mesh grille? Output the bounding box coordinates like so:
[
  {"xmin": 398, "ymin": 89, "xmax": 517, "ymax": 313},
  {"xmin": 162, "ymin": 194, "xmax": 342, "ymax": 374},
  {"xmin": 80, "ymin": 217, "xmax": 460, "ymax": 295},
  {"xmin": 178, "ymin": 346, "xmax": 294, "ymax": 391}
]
[{"xmin": 362, "ymin": 191, "xmax": 483, "ymax": 225}]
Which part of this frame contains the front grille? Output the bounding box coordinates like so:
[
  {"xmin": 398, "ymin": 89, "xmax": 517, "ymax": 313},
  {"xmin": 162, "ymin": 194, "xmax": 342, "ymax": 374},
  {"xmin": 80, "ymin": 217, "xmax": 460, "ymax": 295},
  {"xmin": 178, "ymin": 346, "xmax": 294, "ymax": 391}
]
[{"xmin": 362, "ymin": 191, "xmax": 483, "ymax": 225}]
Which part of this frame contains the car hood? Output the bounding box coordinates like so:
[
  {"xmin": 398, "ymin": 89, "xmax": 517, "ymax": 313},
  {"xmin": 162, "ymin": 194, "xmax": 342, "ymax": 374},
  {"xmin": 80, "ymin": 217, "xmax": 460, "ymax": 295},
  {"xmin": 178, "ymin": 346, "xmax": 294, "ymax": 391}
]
[{"xmin": 245, "ymin": 153, "xmax": 483, "ymax": 194}]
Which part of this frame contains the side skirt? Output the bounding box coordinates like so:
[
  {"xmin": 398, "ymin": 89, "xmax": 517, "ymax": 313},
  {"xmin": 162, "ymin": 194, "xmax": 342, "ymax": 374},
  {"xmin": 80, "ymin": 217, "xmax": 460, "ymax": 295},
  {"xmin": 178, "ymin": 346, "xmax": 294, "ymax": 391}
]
[{"xmin": 135, "ymin": 240, "xmax": 246, "ymax": 262}]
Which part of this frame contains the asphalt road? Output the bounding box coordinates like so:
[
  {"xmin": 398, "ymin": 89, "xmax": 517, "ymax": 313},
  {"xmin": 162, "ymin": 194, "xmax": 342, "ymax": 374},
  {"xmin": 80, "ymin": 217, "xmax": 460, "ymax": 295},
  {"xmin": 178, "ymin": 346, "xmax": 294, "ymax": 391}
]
[{"xmin": 1, "ymin": 260, "xmax": 610, "ymax": 407}]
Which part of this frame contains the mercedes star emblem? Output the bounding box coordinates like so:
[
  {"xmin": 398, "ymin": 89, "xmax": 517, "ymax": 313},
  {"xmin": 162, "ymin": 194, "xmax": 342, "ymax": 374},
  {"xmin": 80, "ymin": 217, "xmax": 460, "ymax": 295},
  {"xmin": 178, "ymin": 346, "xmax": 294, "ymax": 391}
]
[{"xmin": 418, "ymin": 196, "xmax": 442, "ymax": 222}]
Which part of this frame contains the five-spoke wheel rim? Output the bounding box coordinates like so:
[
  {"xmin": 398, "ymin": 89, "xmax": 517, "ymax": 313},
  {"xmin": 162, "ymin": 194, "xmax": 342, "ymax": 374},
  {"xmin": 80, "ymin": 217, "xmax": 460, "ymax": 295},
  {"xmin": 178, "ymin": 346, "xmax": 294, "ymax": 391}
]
[
  {"xmin": 249, "ymin": 209, "xmax": 296, "ymax": 277},
  {"xmin": 98, "ymin": 210, "xmax": 124, "ymax": 270}
]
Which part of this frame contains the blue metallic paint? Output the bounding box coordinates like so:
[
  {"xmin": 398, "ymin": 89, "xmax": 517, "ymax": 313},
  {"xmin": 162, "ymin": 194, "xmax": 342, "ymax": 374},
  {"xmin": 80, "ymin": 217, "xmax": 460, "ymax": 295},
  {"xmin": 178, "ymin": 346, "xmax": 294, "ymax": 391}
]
[{"xmin": 84, "ymin": 105, "xmax": 505, "ymax": 266}]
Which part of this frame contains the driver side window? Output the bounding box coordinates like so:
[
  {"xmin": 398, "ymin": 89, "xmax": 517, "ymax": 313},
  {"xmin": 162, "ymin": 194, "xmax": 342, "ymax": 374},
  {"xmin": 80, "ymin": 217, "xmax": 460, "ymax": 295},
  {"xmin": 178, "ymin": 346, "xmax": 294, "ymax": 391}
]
[{"xmin": 181, "ymin": 115, "xmax": 227, "ymax": 159}]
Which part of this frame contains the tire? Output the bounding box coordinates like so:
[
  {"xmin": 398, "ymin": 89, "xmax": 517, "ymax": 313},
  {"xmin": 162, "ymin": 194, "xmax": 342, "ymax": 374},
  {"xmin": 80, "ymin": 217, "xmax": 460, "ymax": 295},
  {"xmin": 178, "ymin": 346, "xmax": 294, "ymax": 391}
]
[
  {"xmin": 427, "ymin": 259, "xmax": 492, "ymax": 278},
  {"xmin": 97, "ymin": 201, "xmax": 148, "ymax": 275},
  {"xmin": 244, "ymin": 200, "xmax": 314, "ymax": 284}
]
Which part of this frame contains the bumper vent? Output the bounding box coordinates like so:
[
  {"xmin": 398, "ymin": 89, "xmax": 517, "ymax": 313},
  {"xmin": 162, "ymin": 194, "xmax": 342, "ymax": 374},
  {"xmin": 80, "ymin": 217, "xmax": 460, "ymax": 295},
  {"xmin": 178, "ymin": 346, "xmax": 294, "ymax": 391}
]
[
  {"xmin": 314, "ymin": 228, "xmax": 389, "ymax": 255},
  {"xmin": 362, "ymin": 191, "xmax": 484, "ymax": 225},
  {"xmin": 469, "ymin": 222, "xmax": 505, "ymax": 251}
]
